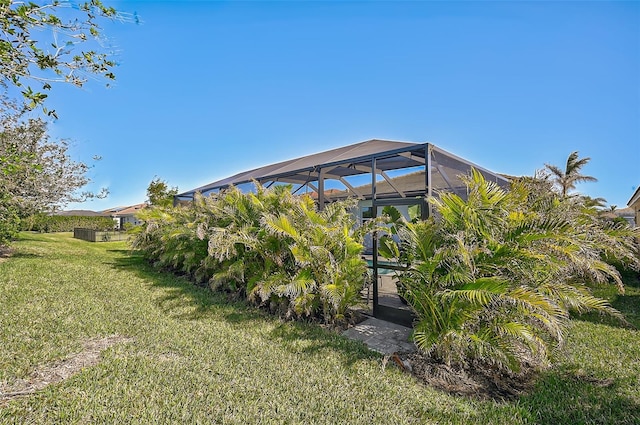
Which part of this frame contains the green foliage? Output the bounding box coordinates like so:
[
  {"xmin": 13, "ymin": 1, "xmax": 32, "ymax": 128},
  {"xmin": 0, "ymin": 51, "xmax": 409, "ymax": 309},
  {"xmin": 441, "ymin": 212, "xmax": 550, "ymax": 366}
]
[
  {"xmin": 0, "ymin": 189, "xmax": 20, "ymax": 246},
  {"xmin": 0, "ymin": 0, "xmax": 128, "ymax": 116},
  {"xmin": 130, "ymin": 201, "xmax": 211, "ymax": 281},
  {"xmin": 544, "ymin": 151, "xmax": 597, "ymax": 197},
  {"xmin": 381, "ymin": 169, "xmax": 640, "ymax": 372},
  {"xmin": 20, "ymin": 213, "xmax": 114, "ymax": 232},
  {"xmin": 0, "ymin": 111, "xmax": 107, "ymax": 217},
  {"xmin": 146, "ymin": 177, "xmax": 178, "ymax": 208},
  {"xmin": 131, "ymin": 183, "xmax": 368, "ymax": 324}
]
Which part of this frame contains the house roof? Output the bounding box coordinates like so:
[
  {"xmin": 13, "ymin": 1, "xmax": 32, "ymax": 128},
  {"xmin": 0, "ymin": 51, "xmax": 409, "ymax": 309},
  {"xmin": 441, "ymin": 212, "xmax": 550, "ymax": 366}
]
[
  {"xmin": 102, "ymin": 206, "xmax": 127, "ymax": 214},
  {"xmin": 176, "ymin": 139, "xmax": 509, "ymax": 200},
  {"xmin": 103, "ymin": 203, "xmax": 147, "ymax": 217},
  {"xmin": 54, "ymin": 209, "xmax": 104, "ymax": 217},
  {"xmin": 628, "ymin": 186, "xmax": 640, "ymax": 208}
]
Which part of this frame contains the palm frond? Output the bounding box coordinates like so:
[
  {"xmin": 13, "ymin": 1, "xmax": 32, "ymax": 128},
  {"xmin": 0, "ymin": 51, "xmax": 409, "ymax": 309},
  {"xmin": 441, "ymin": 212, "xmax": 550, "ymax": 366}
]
[
  {"xmin": 264, "ymin": 214, "xmax": 299, "ymax": 238},
  {"xmin": 441, "ymin": 277, "xmax": 508, "ymax": 307},
  {"xmin": 275, "ymin": 269, "xmax": 316, "ymax": 299}
]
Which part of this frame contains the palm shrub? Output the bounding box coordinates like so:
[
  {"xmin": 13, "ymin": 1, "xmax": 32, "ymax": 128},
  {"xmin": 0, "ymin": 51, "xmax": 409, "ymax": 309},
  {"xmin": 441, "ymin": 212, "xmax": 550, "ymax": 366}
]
[
  {"xmin": 380, "ymin": 169, "xmax": 639, "ymax": 372},
  {"xmin": 258, "ymin": 196, "xmax": 368, "ymax": 322},
  {"xmin": 205, "ymin": 184, "xmax": 368, "ymax": 323},
  {"xmin": 131, "ymin": 183, "xmax": 369, "ymax": 324},
  {"xmin": 202, "ymin": 184, "xmax": 295, "ymax": 295},
  {"xmin": 130, "ymin": 196, "xmax": 214, "ymax": 282}
]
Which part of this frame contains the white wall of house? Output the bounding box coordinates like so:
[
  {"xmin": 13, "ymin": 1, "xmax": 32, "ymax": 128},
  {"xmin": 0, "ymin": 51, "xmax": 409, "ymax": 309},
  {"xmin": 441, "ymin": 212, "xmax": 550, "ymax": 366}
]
[{"xmin": 121, "ymin": 215, "xmax": 142, "ymax": 227}]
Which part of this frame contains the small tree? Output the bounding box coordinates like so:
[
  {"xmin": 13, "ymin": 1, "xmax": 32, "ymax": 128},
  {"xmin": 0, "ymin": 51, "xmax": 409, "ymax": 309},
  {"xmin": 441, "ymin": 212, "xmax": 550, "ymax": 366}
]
[
  {"xmin": 544, "ymin": 151, "xmax": 597, "ymax": 197},
  {"xmin": 0, "ymin": 110, "xmax": 106, "ymax": 246},
  {"xmin": 146, "ymin": 177, "xmax": 178, "ymax": 208}
]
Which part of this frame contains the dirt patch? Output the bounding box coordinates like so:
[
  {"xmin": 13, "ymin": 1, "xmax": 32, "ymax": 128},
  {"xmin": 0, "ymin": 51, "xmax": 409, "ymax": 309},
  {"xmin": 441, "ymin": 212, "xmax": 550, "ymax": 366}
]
[
  {"xmin": 570, "ymin": 369, "xmax": 615, "ymax": 388},
  {"xmin": 0, "ymin": 246, "xmax": 12, "ymax": 262},
  {"xmin": 0, "ymin": 335, "xmax": 133, "ymax": 402}
]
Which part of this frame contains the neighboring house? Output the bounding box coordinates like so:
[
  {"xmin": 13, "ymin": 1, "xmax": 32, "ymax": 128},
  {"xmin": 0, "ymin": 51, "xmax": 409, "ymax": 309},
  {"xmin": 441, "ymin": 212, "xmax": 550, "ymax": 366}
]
[
  {"xmin": 614, "ymin": 207, "xmax": 635, "ymax": 227},
  {"xmin": 101, "ymin": 206, "xmax": 126, "ymax": 229},
  {"xmin": 599, "ymin": 207, "xmax": 635, "ymax": 226},
  {"xmin": 627, "ymin": 186, "xmax": 640, "ymax": 227},
  {"xmin": 102, "ymin": 203, "xmax": 147, "ymax": 230}
]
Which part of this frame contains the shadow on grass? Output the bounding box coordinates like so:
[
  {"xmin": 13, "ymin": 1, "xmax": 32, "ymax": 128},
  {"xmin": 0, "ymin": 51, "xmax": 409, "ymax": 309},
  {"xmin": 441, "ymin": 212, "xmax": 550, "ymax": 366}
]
[
  {"xmin": 621, "ymin": 273, "xmax": 640, "ymax": 289},
  {"xmin": 107, "ymin": 252, "xmax": 251, "ymax": 320},
  {"xmin": 516, "ymin": 367, "xmax": 640, "ymax": 425},
  {"xmin": 269, "ymin": 321, "xmax": 378, "ymax": 364},
  {"xmin": 106, "ymin": 249, "xmax": 130, "ymax": 254},
  {"xmin": 6, "ymin": 252, "xmax": 42, "ymax": 259},
  {"xmin": 106, "ymin": 251, "xmax": 376, "ymax": 364},
  {"xmin": 573, "ymin": 292, "xmax": 640, "ymax": 330},
  {"xmin": 571, "ymin": 271, "xmax": 640, "ymax": 329}
]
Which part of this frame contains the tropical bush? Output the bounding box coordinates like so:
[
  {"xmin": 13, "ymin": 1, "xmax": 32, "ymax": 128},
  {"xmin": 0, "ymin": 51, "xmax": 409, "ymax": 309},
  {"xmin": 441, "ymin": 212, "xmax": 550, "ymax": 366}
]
[
  {"xmin": 131, "ymin": 184, "xmax": 368, "ymax": 324},
  {"xmin": 20, "ymin": 214, "xmax": 115, "ymax": 232},
  {"xmin": 380, "ymin": 169, "xmax": 639, "ymax": 372}
]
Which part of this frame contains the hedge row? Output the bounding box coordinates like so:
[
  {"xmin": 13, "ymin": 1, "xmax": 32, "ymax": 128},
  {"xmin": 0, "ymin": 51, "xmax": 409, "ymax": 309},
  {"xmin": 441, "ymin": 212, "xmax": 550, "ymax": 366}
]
[
  {"xmin": 130, "ymin": 185, "xmax": 370, "ymax": 324},
  {"xmin": 20, "ymin": 214, "xmax": 115, "ymax": 232}
]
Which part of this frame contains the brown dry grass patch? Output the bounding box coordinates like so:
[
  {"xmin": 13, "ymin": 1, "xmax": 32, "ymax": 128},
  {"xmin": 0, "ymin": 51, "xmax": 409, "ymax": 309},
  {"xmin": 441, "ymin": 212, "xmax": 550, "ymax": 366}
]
[{"xmin": 0, "ymin": 335, "xmax": 133, "ymax": 402}]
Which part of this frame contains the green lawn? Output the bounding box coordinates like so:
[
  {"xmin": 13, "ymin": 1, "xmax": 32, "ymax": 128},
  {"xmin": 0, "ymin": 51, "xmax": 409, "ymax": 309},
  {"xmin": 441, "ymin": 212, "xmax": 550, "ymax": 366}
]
[{"xmin": 1, "ymin": 232, "xmax": 638, "ymax": 424}]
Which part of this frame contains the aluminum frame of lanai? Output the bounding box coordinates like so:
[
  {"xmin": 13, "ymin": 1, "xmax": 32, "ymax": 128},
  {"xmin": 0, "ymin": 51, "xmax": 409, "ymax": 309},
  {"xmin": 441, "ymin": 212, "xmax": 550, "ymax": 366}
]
[{"xmin": 176, "ymin": 139, "xmax": 510, "ymax": 326}]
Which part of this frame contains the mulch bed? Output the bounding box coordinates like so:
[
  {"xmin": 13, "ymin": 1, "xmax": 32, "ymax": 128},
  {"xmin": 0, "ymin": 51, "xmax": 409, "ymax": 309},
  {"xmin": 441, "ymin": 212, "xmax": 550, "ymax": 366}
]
[
  {"xmin": 0, "ymin": 246, "xmax": 12, "ymax": 261},
  {"xmin": 396, "ymin": 351, "xmax": 539, "ymax": 401}
]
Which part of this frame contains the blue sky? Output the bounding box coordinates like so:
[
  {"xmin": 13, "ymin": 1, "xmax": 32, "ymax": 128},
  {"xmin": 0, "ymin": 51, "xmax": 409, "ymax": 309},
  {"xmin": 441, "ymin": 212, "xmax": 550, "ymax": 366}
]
[{"xmin": 46, "ymin": 1, "xmax": 639, "ymax": 210}]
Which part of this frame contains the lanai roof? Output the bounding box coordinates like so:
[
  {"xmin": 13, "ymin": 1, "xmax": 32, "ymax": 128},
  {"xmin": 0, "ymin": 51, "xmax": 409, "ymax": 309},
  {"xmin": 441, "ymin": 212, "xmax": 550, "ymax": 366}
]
[
  {"xmin": 177, "ymin": 139, "xmax": 420, "ymax": 198},
  {"xmin": 176, "ymin": 139, "xmax": 509, "ymax": 201}
]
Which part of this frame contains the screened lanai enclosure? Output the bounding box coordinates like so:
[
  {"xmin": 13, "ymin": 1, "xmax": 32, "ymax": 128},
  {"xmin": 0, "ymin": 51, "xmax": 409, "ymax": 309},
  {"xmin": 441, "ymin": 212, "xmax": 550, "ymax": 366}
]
[{"xmin": 176, "ymin": 140, "xmax": 510, "ymax": 326}]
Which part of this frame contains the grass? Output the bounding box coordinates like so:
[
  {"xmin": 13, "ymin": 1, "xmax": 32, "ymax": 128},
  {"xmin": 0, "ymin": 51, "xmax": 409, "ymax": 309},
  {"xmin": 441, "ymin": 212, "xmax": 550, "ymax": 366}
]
[{"xmin": 0, "ymin": 232, "xmax": 639, "ymax": 424}]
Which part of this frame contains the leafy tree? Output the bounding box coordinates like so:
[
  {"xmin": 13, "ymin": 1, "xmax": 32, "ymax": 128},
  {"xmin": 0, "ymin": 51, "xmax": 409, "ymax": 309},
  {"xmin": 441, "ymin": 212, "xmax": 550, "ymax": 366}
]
[
  {"xmin": 380, "ymin": 169, "xmax": 639, "ymax": 372},
  {"xmin": 544, "ymin": 151, "xmax": 597, "ymax": 197},
  {"xmin": 0, "ymin": 109, "xmax": 106, "ymax": 245},
  {"xmin": 146, "ymin": 177, "xmax": 178, "ymax": 208},
  {"xmin": 0, "ymin": 0, "xmax": 132, "ymax": 116}
]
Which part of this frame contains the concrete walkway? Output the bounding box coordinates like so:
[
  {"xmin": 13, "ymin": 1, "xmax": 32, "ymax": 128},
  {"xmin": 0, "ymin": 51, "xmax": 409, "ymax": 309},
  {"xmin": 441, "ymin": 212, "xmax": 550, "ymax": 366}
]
[{"xmin": 342, "ymin": 317, "xmax": 416, "ymax": 355}]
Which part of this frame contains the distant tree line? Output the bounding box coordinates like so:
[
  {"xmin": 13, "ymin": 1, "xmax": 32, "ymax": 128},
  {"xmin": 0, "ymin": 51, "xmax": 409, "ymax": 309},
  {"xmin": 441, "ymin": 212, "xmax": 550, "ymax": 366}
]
[{"xmin": 20, "ymin": 214, "xmax": 114, "ymax": 233}]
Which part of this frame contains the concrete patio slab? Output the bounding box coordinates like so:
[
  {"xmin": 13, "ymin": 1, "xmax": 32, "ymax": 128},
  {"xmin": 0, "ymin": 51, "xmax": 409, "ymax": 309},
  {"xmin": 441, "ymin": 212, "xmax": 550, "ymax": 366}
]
[{"xmin": 342, "ymin": 317, "xmax": 416, "ymax": 355}]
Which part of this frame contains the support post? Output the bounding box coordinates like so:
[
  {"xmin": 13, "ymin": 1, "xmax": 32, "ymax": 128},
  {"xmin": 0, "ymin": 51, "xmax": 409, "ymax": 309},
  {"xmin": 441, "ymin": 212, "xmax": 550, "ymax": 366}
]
[
  {"xmin": 371, "ymin": 157, "xmax": 379, "ymax": 316},
  {"xmin": 426, "ymin": 144, "xmax": 432, "ymax": 218},
  {"xmin": 318, "ymin": 168, "xmax": 325, "ymax": 210}
]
